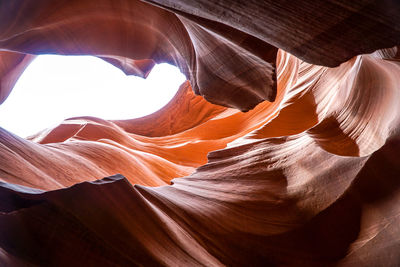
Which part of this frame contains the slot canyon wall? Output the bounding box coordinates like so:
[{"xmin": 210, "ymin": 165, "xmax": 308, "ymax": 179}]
[{"xmin": 0, "ymin": 0, "xmax": 400, "ymax": 266}]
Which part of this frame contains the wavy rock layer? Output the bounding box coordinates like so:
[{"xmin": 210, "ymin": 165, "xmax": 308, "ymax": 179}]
[{"xmin": 1, "ymin": 0, "xmax": 400, "ymax": 266}]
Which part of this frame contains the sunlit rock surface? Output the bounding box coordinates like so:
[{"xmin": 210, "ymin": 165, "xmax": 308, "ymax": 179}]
[{"xmin": 0, "ymin": 0, "xmax": 400, "ymax": 266}]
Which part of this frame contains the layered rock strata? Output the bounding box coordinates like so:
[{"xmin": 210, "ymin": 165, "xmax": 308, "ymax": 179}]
[{"xmin": 0, "ymin": 0, "xmax": 400, "ymax": 266}]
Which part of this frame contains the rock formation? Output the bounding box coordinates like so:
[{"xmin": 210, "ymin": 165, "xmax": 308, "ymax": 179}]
[{"xmin": 0, "ymin": 0, "xmax": 400, "ymax": 266}]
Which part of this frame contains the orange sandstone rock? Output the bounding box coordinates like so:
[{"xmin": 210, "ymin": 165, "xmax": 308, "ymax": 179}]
[{"xmin": 0, "ymin": 0, "xmax": 400, "ymax": 266}]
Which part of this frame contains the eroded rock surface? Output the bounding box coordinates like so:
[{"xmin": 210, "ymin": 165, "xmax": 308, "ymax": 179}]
[{"xmin": 0, "ymin": 0, "xmax": 400, "ymax": 266}]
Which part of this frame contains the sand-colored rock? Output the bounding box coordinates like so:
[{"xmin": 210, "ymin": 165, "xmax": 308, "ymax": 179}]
[{"xmin": 0, "ymin": 0, "xmax": 400, "ymax": 266}]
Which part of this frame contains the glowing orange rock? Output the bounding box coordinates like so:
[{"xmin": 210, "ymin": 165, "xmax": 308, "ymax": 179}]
[{"xmin": 0, "ymin": 0, "xmax": 400, "ymax": 266}]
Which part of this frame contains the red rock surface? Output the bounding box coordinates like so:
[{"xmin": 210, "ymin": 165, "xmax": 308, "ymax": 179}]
[{"xmin": 0, "ymin": 0, "xmax": 400, "ymax": 266}]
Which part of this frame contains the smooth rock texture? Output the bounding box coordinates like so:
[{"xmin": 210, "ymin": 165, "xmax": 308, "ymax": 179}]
[
  {"xmin": 0, "ymin": 0, "xmax": 400, "ymax": 266},
  {"xmin": 0, "ymin": 0, "xmax": 277, "ymax": 111},
  {"xmin": 145, "ymin": 0, "xmax": 400, "ymax": 67}
]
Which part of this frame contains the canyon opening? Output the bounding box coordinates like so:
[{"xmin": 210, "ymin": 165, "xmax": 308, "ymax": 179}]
[
  {"xmin": 0, "ymin": 55, "xmax": 185, "ymax": 137},
  {"xmin": 0, "ymin": 1, "xmax": 399, "ymax": 266}
]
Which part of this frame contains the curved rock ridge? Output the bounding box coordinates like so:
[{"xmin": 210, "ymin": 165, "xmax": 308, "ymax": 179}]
[
  {"xmin": 0, "ymin": 174, "xmax": 222, "ymax": 266},
  {"xmin": 0, "ymin": 0, "xmax": 277, "ymax": 111},
  {"xmin": 144, "ymin": 0, "xmax": 400, "ymax": 67},
  {"xmin": 0, "ymin": 0, "xmax": 400, "ymax": 266}
]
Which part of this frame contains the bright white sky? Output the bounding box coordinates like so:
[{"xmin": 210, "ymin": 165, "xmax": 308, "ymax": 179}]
[{"xmin": 0, "ymin": 55, "xmax": 186, "ymax": 138}]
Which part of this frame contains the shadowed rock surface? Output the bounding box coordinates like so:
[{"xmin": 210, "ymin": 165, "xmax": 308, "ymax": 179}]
[{"xmin": 0, "ymin": 0, "xmax": 400, "ymax": 266}]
